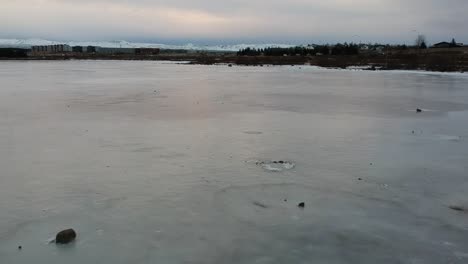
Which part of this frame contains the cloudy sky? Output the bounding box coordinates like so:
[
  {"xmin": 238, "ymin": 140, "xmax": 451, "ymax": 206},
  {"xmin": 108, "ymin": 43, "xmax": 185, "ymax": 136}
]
[{"xmin": 1, "ymin": 0, "xmax": 467, "ymax": 44}]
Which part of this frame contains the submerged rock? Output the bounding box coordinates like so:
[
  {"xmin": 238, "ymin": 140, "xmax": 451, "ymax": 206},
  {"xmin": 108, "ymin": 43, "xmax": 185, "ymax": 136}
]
[
  {"xmin": 55, "ymin": 229, "xmax": 77, "ymax": 244},
  {"xmin": 416, "ymin": 108, "xmax": 423, "ymax": 113},
  {"xmin": 298, "ymin": 202, "xmax": 305, "ymax": 208}
]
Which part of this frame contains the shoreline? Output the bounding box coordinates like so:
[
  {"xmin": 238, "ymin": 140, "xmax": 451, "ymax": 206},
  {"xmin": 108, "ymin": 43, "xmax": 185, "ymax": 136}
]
[{"xmin": 1, "ymin": 53, "xmax": 467, "ymax": 73}]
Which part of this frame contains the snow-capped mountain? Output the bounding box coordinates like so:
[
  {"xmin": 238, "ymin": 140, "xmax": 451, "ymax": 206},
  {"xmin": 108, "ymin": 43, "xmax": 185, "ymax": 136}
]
[{"xmin": 0, "ymin": 38, "xmax": 297, "ymax": 51}]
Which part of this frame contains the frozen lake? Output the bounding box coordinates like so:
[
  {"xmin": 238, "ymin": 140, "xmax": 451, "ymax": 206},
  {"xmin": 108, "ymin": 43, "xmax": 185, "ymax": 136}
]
[{"xmin": 1, "ymin": 61, "xmax": 468, "ymax": 263}]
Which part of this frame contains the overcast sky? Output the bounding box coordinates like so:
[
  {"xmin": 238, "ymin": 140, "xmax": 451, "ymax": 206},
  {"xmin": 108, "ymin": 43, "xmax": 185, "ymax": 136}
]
[{"xmin": 1, "ymin": 0, "xmax": 467, "ymax": 44}]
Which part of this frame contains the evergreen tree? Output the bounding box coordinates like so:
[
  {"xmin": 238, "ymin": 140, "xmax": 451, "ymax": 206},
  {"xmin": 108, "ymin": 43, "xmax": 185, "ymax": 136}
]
[
  {"xmin": 450, "ymin": 38, "xmax": 457, "ymax": 47},
  {"xmin": 420, "ymin": 41, "xmax": 427, "ymax": 49}
]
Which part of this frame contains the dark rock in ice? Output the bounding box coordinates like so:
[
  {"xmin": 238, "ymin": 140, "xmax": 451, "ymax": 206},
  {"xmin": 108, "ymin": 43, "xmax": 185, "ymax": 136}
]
[
  {"xmin": 55, "ymin": 229, "xmax": 77, "ymax": 244},
  {"xmin": 243, "ymin": 131, "xmax": 263, "ymax": 135},
  {"xmin": 449, "ymin": 206, "xmax": 466, "ymax": 212},
  {"xmin": 252, "ymin": 201, "xmax": 268, "ymax": 209},
  {"xmin": 298, "ymin": 202, "xmax": 305, "ymax": 208},
  {"xmin": 416, "ymin": 108, "xmax": 423, "ymax": 113}
]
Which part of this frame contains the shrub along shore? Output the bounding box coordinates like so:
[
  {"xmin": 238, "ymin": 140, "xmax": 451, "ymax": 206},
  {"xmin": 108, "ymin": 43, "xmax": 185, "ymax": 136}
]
[{"xmin": 1, "ymin": 47, "xmax": 467, "ymax": 72}]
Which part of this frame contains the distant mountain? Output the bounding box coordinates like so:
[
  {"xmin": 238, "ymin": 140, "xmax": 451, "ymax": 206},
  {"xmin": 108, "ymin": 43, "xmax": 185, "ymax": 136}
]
[{"xmin": 0, "ymin": 38, "xmax": 296, "ymax": 51}]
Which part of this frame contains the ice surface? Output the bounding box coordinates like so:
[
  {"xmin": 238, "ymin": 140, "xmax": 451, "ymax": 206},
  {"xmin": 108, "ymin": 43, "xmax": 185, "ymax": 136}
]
[{"xmin": 0, "ymin": 62, "xmax": 468, "ymax": 263}]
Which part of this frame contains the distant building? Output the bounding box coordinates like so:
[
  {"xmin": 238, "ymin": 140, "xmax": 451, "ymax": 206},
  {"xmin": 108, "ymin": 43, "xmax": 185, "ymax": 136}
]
[
  {"xmin": 86, "ymin": 46, "xmax": 97, "ymax": 53},
  {"xmin": 360, "ymin": 45, "xmax": 370, "ymax": 51},
  {"xmin": 95, "ymin": 47, "xmax": 135, "ymax": 55},
  {"xmin": 31, "ymin": 46, "xmax": 44, "ymax": 53},
  {"xmin": 135, "ymin": 48, "xmax": 160, "ymax": 55},
  {"xmin": 67, "ymin": 46, "xmax": 158, "ymax": 55},
  {"xmin": 72, "ymin": 46, "xmax": 83, "ymax": 53},
  {"xmin": 432, "ymin": 42, "xmax": 451, "ymax": 48},
  {"xmin": 432, "ymin": 41, "xmax": 464, "ymax": 48},
  {"xmin": 31, "ymin": 44, "xmax": 72, "ymax": 54},
  {"xmin": 375, "ymin": 46, "xmax": 385, "ymax": 54}
]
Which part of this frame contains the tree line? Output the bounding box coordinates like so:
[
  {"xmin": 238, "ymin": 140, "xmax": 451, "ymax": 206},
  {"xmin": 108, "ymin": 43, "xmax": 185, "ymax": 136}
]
[{"xmin": 237, "ymin": 43, "xmax": 360, "ymax": 56}]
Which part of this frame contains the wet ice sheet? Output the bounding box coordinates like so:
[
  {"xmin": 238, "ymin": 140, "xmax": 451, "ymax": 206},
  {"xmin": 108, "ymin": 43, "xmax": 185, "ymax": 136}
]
[{"xmin": 0, "ymin": 61, "xmax": 468, "ymax": 264}]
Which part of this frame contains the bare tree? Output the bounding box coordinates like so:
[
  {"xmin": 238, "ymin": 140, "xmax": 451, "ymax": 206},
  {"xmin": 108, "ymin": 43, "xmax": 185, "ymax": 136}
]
[{"xmin": 415, "ymin": 35, "xmax": 427, "ymax": 48}]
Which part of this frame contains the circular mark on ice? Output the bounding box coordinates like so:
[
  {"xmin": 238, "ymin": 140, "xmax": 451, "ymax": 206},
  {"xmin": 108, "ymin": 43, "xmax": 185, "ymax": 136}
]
[
  {"xmin": 263, "ymin": 162, "xmax": 295, "ymax": 172},
  {"xmin": 249, "ymin": 160, "xmax": 296, "ymax": 172}
]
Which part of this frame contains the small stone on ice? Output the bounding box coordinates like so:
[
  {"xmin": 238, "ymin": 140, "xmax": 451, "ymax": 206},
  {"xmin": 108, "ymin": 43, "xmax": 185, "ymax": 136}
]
[{"xmin": 55, "ymin": 229, "xmax": 77, "ymax": 244}]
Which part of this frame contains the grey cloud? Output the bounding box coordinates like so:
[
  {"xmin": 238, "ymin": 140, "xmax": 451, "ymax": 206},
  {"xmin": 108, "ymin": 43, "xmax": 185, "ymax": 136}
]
[{"xmin": 1, "ymin": 0, "xmax": 467, "ymax": 44}]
